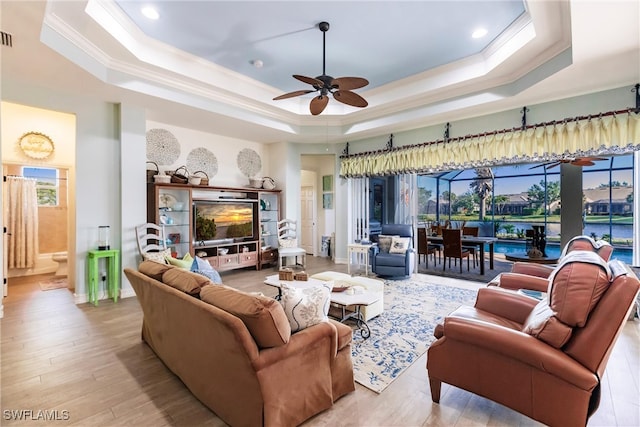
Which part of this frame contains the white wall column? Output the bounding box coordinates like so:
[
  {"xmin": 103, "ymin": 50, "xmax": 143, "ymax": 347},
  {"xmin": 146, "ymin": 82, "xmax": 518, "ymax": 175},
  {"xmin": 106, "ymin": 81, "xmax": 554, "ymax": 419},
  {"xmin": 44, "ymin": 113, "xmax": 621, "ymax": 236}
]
[{"xmin": 119, "ymin": 104, "xmax": 146, "ymax": 298}]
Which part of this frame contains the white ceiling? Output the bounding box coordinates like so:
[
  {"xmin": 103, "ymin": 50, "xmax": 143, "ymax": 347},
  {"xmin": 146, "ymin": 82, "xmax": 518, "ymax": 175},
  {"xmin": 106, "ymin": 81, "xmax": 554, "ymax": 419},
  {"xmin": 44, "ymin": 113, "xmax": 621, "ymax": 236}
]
[{"xmin": 1, "ymin": 1, "xmax": 639, "ymax": 145}]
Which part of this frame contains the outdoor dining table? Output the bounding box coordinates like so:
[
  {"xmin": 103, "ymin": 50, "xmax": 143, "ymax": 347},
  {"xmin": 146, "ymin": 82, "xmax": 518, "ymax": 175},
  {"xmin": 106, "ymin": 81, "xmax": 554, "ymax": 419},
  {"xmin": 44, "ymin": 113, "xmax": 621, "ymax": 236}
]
[{"xmin": 426, "ymin": 234, "xmax": 498, "ymax": 275}]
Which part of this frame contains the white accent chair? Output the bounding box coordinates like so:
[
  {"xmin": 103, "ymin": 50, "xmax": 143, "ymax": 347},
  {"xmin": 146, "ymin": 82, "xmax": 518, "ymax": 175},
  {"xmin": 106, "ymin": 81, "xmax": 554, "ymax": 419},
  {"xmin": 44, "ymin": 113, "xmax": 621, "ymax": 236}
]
[
  {"xmin": 135, "ymin": 223, "xmax": 167, "ymax": 261},
  {"xmin": 277, "ymin": 219, "xmax": 306, "ymax": 270}
]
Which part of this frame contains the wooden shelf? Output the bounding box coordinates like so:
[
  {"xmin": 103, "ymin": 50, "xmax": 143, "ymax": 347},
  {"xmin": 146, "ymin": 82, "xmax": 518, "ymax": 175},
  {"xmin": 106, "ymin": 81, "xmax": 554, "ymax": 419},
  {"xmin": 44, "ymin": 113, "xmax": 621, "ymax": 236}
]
[{"xmin": 147, "ymin": 183, "xmax": 281, "ymax": 272}]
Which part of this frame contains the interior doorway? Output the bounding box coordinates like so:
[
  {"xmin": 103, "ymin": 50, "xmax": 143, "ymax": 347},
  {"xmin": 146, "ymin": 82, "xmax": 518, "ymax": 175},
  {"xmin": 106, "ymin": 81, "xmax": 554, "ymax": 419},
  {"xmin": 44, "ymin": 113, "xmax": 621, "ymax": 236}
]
[{"xmin": 300, "ymin": 185, "xmax": 316, "ymax": 255}]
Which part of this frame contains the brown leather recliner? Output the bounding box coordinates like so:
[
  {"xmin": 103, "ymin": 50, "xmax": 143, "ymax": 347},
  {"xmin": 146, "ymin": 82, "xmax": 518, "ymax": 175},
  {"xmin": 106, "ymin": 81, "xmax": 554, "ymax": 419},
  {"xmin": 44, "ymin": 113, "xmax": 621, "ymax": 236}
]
[
  {"xmin": 499, "ymin": 235, "xmax": 614, "ymax": 292},
  {"xmin": 427, "ymin": 251, "xmax": 640, "ymax": 427}
]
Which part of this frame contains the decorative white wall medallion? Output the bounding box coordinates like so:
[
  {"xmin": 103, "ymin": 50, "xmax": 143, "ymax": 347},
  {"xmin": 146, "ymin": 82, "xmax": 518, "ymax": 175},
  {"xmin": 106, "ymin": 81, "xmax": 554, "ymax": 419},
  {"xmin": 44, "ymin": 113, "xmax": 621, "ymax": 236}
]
[
  {"xmin": 237, "ymin": 148, "xmax": 262, "ymax": 177},
  {"xmin": 146, "ymin": 129, "xmax": 180, "ymax": 165},
  {"xmin": 18, "ymin": 132, "xmax": 55, "ymax": 159},
  {"xmin": 187, "ymin": 147, "xmax": 218, "ymax": 178}
]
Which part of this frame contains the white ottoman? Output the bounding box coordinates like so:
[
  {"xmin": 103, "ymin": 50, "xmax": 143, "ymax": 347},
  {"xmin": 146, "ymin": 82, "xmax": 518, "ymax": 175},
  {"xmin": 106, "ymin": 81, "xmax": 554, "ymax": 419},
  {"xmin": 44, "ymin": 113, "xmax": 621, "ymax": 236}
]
[{"xmin": 310, "ymin": 271, "xmax": 384, "ymax": 321}]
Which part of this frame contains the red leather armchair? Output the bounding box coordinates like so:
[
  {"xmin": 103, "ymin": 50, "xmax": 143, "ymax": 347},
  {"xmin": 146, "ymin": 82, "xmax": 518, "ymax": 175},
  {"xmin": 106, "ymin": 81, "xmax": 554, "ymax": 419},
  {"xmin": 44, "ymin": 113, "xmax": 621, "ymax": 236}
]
[
  {"xmin": 498, "ymin": 235, "xmax": 614, "ymax": 291},
  {"xmin": 427, "ymin": 252, "xmax": 639, "ymax": 427}
]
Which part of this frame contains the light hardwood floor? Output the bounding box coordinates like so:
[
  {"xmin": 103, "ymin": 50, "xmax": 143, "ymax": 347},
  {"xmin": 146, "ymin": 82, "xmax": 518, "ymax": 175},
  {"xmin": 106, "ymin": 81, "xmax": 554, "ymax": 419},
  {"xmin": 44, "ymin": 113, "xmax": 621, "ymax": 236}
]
[{"xmin": 1, "ymin": 257, "xmax": 638, "ymax": 426}]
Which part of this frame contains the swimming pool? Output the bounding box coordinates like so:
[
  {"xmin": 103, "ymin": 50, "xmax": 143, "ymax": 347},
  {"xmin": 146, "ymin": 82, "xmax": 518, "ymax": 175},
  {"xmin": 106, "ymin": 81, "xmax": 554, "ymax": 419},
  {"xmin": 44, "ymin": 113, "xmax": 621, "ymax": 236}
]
[{"xmin": 493, "ymin": 240, "xmax": 633, "ymax": 265}]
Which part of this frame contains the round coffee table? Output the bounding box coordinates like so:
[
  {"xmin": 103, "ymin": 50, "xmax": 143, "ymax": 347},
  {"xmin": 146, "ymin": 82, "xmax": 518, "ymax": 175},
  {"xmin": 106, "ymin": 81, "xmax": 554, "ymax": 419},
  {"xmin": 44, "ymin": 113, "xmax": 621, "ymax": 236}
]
[{"xmin": 505, "ymin": 252, "xmax": 559, "ymax": 264}]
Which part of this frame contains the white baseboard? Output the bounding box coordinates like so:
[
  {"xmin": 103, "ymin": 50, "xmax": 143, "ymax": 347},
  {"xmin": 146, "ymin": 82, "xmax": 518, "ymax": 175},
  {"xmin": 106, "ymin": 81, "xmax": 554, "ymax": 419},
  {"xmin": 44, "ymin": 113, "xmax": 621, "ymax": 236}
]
[
  {"xmin": 74, "ymin": 288, "xmax": 136, "ymax": 305},
  {"xmin": 334, "ymin": 257, "xmax": 347, "ymax": 265}
]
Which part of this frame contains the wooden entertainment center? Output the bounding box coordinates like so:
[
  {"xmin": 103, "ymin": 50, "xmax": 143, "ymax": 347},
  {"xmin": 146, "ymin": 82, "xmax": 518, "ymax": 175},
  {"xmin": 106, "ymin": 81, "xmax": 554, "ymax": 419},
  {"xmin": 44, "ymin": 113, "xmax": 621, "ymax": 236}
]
[{"xmin": 147, "ymin": 183, "xmax": 281, "ymax": 272}]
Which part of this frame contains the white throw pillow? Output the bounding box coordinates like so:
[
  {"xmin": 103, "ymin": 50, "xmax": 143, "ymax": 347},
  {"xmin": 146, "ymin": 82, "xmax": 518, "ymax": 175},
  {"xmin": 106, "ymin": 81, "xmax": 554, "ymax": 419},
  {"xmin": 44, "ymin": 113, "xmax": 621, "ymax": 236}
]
[
  {"xmin": 142, "ymin": 248, "xmax": 171, "ymax": 264},
  {"xmin": 389, "ymin": 236, "xmax": 411, "ymax": 254},
  {"xmin": 279, "ymin": 283, "xmax": 331, "ymax": 332}
]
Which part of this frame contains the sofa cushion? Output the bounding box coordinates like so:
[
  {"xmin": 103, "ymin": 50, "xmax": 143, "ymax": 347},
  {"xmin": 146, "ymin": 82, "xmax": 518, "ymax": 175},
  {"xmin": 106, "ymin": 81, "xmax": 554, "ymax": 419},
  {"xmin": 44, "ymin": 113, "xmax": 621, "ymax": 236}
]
[
  {"xmin": 389, "ymin": 236, "xmax": 410, "ymax": 254},
  {"xmin": 200, "ymin": 285, "xmax": 291, "ymax": 348},
  {"xmin": 162, "ymin": 267, "xmax": 211, "ymax": 296},
  {"xmin": 142, "ymin": 248, "xmax": 171, "ymax": 264},
  {"xmin": 522, "ymin": 299, "xmax": 573, "ymax": 348},
  {"xmin": 547, "ymin": 251, "xmax": 611, "ymax": 327},
  {"xmin": 139, "ymin": 259, "xmax": 175, "ymax": 281},
  {"xmin": 280, "ymin": 283, "xmax": 331, "ymax": 333}
]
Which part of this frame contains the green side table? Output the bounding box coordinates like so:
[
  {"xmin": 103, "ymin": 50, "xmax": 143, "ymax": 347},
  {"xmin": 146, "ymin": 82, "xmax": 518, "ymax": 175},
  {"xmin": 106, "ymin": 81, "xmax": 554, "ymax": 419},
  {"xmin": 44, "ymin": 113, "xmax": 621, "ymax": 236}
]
[{"xmin": 87, "ymin": 249, "xmax": 120, "ymax": 305}]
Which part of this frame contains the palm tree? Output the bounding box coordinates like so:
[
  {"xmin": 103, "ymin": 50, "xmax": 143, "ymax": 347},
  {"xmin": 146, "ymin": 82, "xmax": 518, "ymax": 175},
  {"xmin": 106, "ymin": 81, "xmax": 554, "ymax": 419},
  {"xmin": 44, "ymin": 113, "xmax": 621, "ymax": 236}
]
[
  {"xmin": 494, "ymin": 194, "xmax": 509, "ymax": 215},
  {"xmin": 470, "ymin": 168, "xmax": 493, "ymax": 220}
]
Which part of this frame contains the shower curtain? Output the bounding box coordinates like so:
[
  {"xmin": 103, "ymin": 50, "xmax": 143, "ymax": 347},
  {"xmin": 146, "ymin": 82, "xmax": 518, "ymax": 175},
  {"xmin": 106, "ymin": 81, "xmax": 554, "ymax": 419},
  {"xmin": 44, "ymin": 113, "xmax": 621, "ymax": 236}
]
[{"xmin": 6, "ymin": 176, "xmax": 39, "ymax": 269}]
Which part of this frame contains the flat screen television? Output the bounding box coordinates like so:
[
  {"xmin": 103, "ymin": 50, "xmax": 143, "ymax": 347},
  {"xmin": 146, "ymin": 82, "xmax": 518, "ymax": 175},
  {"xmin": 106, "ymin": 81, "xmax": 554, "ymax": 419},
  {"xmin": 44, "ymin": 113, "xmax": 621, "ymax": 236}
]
[{"xmin": 193, "ymin": 200, "xmax": 257, "ymax": 245}]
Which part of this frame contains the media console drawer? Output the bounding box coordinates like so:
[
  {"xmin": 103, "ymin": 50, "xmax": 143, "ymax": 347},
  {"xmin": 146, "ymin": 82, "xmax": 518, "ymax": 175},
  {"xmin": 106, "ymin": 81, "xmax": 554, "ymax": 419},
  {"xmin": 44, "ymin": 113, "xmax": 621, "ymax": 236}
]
[
  {"xmin": 217, "ymin": 254, "xmax": 239, "ymax": 270},
  {"xmin": 238, "ymin": 251, "xmax": 258, "ymax": 267}
]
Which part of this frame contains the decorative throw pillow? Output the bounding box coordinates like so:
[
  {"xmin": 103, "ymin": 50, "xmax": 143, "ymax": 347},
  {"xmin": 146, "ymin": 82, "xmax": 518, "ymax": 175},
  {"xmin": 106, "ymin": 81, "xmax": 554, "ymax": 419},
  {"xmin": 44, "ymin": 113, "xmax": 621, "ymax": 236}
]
[
  {"xmin": 377, "ymin": 235, "xmax": 397, "ymax": 254},
  {"xmin": 166, "ymin": 253, "xmax": 194, "ymax": 269},
  {"xmin": 389, "ymin": 236, "xmax": 411, "ymax": 254},
  {"xmin": 200, "ymin": 284, "xmax": 291, "ymax": 348},
  {"xmin": 522, "ymin": 299, "xmax": 573, "ymax": 348},
  {"xmin": 279, "ymin": 283, "xmax": 331, "ymax": 332},
  {"xmin": 191, "ymin": 256, "xmax": 222, "ymax": 284},
  {"xmin": 279, "ymin": 238, "xmax": 298, "ymax": 248},
  {"xmin": 142, "ymin": 248, "xmax": 171, "ymax": 264}
]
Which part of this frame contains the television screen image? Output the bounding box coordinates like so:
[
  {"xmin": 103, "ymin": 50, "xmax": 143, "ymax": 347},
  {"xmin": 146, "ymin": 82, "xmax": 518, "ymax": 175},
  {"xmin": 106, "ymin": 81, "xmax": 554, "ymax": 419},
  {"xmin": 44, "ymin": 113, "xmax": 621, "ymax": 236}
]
[{"xmin": 194, "ymin": 200, "xmax": 256, "ymax": 244}]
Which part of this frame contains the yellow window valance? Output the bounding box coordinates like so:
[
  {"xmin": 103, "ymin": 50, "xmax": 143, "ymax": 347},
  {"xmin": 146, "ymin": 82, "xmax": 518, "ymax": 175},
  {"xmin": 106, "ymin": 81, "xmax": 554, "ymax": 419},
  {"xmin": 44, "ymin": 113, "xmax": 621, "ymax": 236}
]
[{"xmin": 340, "ymin": 110, "xmax": 640, "ymax": 177}]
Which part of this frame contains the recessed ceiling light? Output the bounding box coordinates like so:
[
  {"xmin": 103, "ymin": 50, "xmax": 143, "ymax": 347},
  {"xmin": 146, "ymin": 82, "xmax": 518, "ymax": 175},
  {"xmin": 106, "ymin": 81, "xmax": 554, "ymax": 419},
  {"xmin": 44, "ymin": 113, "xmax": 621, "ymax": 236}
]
[
  {"xmin": 472, "ymin": 28, "xmax": 488, "ymax": 39},
  {"xmin": 250, "ymin": 59, "xmax": 264, "ymax": 69},
  {"xmin": 141, "ymin": 6, "xmax": 159, "ymax": 20}
]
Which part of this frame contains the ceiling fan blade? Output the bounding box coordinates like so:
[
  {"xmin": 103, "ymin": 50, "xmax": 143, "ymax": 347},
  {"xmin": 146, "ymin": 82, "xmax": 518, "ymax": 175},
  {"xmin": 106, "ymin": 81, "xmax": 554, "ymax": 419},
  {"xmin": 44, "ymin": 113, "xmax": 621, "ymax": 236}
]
[
  {"xmin": 530, "ymin": 161, "xmax": 562, "ymax": 169},
  {"xmin": 273, "ymin": 90, "xmax": 316, "ymax": 100},
  {"xmin": 293, "ymin": 75, "xmax": 323, "ymax": 87},
  {"xmin": 571, "ymin": 159, "xmax": 596, "ymax": 166},
  {"xmin": 333, "ymin": 90, "xmax": 368, "ymax": 108},
  {"xmin": 331, "ymin": 77, "xmax": 369, "ymax": 90},
  {"xmin": 310, "ymin": 95, "xmax": 329, "ymax": 115},
  {"xmin": 529, "ymin": 163, "xmax": 550, "ymax": 169}
]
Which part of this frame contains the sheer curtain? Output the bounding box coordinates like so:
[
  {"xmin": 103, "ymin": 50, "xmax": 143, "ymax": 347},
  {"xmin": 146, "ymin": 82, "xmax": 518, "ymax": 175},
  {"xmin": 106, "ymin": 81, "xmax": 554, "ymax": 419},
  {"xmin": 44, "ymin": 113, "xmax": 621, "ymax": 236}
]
[
  {"xmin": 394, "ymin": 174, "xmax": 417, "ymax": 226},
  {"xmin": 347, "ymin": 177, "xmax": 370, "ymax": 243},
  {"xmin": 7, "ymin": 176, "xmax": 39, "ymax": 269},
  {"xmin": 340, "ymin": 112, "xmax": 640, "ymax": 178}
]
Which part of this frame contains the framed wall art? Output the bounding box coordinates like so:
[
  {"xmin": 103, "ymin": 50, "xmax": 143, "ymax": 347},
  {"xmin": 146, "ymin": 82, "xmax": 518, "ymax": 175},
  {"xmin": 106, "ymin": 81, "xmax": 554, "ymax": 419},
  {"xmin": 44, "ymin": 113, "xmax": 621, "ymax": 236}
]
[
  {"xmin": 322, "ymin": 193, "xmax": 333, "ymax": 209},
  {"xmin": 322, "ymin": 175, "xmax": 333, "ymax": 192}
]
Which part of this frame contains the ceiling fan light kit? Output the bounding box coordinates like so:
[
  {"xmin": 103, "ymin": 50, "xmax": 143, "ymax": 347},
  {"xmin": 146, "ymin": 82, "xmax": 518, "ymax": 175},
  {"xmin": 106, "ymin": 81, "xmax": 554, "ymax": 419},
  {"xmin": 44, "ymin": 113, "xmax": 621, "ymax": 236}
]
[{"xmin": 273, "ymin": 21, "xmax": 369, "ymax": 115}]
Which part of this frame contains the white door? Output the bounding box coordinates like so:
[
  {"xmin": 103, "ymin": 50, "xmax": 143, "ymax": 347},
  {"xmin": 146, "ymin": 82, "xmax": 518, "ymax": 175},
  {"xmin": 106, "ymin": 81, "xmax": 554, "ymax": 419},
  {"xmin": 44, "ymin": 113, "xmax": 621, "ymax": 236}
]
[
  {"xmin": 300, "ymin": 186, "xmax": 315, "ymax": 254},
  {"xmin": 2, "ymin": 167, "xmax": 7, "ymax": 297}
]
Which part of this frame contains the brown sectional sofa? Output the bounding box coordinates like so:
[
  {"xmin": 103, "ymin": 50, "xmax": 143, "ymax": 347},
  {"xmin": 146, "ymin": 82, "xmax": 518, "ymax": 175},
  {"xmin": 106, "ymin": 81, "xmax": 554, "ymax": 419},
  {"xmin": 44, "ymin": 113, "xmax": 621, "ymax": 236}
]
[{"xmin": 124, "ymin": 261, "xmax": 355, "ymax": 427}]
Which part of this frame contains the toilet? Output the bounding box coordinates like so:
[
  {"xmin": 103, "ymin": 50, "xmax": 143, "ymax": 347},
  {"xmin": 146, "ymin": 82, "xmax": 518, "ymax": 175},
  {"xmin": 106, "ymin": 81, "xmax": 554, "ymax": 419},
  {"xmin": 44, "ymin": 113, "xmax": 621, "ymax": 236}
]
[{"xmin": 52, "ymin": 252, "xmax": 68, "ymax": 276}]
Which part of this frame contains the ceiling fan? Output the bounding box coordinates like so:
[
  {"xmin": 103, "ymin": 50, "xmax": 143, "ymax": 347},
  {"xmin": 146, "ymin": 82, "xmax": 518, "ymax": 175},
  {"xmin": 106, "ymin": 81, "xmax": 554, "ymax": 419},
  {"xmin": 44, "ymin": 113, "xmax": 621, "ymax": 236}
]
[
  {"xmin": 529, "ymin": 156, "xmax": 608, "ymax": 169},
  {"xmin": 272, "ymin": 21, "xmax": 369, "ymax": 115}
]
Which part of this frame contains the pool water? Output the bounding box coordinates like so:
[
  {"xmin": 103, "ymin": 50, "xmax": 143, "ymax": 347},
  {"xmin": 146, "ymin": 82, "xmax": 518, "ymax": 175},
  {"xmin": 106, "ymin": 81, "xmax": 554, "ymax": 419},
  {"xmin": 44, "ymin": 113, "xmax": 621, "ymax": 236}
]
[{"xmin": 494, "ymin": 240, "xmax": 633, "ymax": 265}]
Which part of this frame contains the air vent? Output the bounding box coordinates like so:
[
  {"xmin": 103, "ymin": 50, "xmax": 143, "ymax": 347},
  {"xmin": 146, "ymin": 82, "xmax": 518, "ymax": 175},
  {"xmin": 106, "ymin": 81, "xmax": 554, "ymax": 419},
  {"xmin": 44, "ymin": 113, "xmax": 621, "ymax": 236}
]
[{"xmin": 1, "ymin": 31, "xmax": 13, "ymax": 47}]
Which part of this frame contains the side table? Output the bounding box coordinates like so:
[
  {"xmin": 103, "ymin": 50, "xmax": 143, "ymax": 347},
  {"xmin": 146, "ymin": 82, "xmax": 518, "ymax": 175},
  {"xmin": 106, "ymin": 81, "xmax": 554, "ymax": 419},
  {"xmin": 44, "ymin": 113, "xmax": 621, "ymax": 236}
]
[
  {"xmin": 87, "ymin": 249, "xmax": 120, "ymax": 305},
  {"xmin": 505, "ymin": 252, "xmax": 559, "ymax": 265},
  {"xmin": 347, "ymin": 243, "xmax": 374, "ymax": 276}
]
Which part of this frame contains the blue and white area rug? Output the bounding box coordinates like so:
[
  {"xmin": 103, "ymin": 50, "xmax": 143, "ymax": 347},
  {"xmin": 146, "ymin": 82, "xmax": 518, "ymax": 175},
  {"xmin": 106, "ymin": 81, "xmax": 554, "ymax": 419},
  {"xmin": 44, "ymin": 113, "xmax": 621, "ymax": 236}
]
[{"xmin": 351, "ymin": 274, "xmax": 480, "ymax": 393}]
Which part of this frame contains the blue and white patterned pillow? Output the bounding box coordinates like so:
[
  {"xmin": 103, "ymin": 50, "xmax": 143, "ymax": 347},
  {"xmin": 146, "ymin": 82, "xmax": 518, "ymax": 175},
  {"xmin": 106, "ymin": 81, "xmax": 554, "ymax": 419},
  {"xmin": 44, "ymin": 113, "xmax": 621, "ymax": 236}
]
[
  {"xmin": 190, "ymin": 256, "xmax": 222, "ymax": 284},
  {"xmin": 279, "ymin": 283, "xmax": 331, "ymax": 332}
]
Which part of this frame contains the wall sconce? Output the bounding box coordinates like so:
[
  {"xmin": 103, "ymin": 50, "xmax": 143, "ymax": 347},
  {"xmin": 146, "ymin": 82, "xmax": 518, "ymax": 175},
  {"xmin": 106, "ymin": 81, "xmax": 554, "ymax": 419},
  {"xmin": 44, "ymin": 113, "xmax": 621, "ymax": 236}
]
[{"xmin": 98, "ymin": 226, "xmax": 110, "ymax": 250}]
